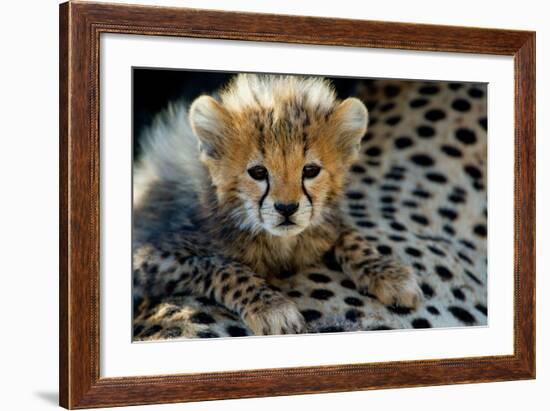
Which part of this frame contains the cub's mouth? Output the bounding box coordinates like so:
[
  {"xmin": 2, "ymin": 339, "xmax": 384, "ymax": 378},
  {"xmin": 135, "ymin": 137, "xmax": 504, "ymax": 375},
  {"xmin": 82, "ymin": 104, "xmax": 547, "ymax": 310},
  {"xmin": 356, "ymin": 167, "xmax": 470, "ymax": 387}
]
[{"xmin": 278, "ymin": 218, "xmax": 296, "ymax": 227}]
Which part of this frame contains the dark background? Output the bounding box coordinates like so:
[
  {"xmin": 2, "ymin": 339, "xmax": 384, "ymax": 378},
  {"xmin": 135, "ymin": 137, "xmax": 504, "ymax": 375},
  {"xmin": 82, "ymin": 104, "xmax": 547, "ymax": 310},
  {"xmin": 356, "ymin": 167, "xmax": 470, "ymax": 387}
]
[{"xmin": 132, "ymin": 69, "xmax": 370, "ymax": 158}]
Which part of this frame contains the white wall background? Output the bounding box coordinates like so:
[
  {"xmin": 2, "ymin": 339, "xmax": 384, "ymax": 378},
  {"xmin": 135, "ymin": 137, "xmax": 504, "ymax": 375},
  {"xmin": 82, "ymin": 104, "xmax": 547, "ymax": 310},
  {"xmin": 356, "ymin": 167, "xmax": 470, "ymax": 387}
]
[{"xmin": 0, "ymin": 0, "xmax": 546, "ymax": 410}]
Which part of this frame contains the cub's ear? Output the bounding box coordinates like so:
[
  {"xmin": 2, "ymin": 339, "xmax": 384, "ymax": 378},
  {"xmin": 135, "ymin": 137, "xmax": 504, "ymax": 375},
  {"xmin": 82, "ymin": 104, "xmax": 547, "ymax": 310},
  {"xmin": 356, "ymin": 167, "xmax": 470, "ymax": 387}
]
[
  {"xmin": 330, "ymin": 97, "xmax": 369, "ymax": 158},
  {"xmin": 189, "ymin": 95, "xmax": 230, "ymax": 158}
]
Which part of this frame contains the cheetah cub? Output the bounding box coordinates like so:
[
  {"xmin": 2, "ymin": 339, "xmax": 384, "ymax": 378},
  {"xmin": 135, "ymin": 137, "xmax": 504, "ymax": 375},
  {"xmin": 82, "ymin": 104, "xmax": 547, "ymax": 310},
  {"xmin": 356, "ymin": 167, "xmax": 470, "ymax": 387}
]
[{"xmin": 133, "ymin": 74, "xmax": 422, "ymax": 336}]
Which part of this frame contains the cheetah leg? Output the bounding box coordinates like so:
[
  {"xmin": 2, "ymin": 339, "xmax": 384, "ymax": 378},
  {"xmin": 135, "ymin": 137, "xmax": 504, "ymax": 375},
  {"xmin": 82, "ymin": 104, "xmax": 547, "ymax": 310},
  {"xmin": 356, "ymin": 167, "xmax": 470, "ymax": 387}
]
[
  {"xmin": 334, "ymin": 228, "xmax": 422, "ymax": 308},
  {"xmin": 134, "ymin": 245, "xmax": 306, "ymax": 336}
]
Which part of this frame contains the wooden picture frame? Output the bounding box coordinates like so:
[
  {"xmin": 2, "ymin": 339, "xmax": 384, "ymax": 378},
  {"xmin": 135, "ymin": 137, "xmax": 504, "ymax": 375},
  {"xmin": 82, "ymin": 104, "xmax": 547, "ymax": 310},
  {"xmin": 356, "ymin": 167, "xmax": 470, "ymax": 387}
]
[{"xmin": 59, "ymin": 1, "xmax": 535, "ymax": 408}]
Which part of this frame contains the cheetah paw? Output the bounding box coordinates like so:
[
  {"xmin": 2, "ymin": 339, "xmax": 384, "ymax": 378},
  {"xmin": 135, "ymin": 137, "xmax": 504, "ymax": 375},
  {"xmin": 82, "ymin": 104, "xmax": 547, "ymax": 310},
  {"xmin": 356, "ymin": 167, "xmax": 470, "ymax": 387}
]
[
  {"xmin": 243, "ymin": 297, "xmax": 306, "ymax": 336},
  {"xmin": 356, "ymin": 257, "xmax": 422, "ymax": 309}
]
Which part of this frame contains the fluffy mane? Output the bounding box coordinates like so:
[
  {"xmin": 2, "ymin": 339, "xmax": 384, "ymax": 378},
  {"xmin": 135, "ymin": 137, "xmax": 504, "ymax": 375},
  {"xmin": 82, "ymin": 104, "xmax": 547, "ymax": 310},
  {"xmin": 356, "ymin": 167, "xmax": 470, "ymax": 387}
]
[{"xmin": 220, "ymin": 74, "xmax": 337, "ymax": 115}]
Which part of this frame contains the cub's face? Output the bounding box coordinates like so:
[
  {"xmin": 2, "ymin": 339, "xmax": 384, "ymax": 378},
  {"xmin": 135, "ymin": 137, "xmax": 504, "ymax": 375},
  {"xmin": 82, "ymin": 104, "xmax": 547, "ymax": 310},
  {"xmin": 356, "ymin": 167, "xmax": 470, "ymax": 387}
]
[
  {"xmin": 240, "ymin": 145, "xmax": 329, "ymax": 237},
  {"xmin": 189, "ymin": 77, "xmax": 368, "ymax": 237}
]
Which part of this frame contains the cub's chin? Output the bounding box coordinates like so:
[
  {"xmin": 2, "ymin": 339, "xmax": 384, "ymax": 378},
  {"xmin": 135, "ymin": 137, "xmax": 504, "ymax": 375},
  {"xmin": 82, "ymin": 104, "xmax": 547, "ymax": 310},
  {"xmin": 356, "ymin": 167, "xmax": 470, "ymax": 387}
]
[{"xmin": 264, "ymin": 222, "xmax": 307, "ymax": 238}]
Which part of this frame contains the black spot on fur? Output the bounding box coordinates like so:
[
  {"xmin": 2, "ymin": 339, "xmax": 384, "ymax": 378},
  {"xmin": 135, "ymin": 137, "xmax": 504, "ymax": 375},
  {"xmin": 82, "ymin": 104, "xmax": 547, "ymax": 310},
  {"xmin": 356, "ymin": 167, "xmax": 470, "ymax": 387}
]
[
  {"xmin": 133, "ymin": 325, "xmax": 144, "ymax": 337},
  {"xmin": 457, "ymin": 251, "xmax": 473, "ymax": 265},
  {"xmin": 443, "ymin": 224, "xmax": 456, "ymax": 236},
  {"xmin": 412, "ymin": 189, "xmax": 431, "ymax": 199},
  {"xmin": 435, "ymin": 265, "xmax": 453, "ymax": 280},
  {"xmin": 417, "ymin": 125, "xmax": 436, "ymax": 138},
  {"xmin": 479, "ymin": 117, "xmax": 487, "ymax": 130},
  {"xmin": 350, "ymin": 164, "xmax": 366, "ymax": 173},
  {"xmin": 428, "ymin": 246, "xmax": 446, "ymax": 256},
  {"xmin": 311, "ymin": 289, "xmax": 334, "ymax": 300},
  {"xmin": 438, "ymin": 208, "xmax": 458, "ymax": 221},
  {"xmin": 379, "ymin": 102, "xmax": 395, "ymax": 112},
  {"xmin": 301, "ymin": 309, "xmax": 322, "ymax": 322},
  {"xmin": 362, "ymin": 177, "xmax": 376, "ymax": 185},
  {"xmin": 146, "ymin": 264, "xmax": 158, "ymax": 275},
  {"xmin": 344, "ymin": 296, "xmax": 364, "ymax": 307},
  {"xmin": 357, "ymin": 220, "xmax": 376, "ymax": 228},
  {"xmin": 384, "ymin": 172, "xmax": 404, "ymax": 181},
  {"xmin": 464, "ymin": 165, "xmax": 483, "ymax": 179},
  {"xmin": 276, "ymin": 269, "xmax": 296, "ymax": 279},
  {"xmin": 341, "ymin": 279, "xmax": 357, "ymax": 290},
  {"xmin": 362, "ymin": 132, "xmax": 374, "ymax": 143},
  {"xmin": 455, "ymin": 128, "xmax": 477, "ymax": 145},
  {"xmin": 165, "ymin": 280, "xmax": 178, "ymax": 295},
  {"xmin": 413, "ymin": 262, "xmax": 426, "ymax": 272},
  {"xmin": 419, "ymin": 85, "xmax": 439, "ymax": 95},
  {"xmin": 410, "ymin": 153, "xmax": 435, "ymax": 167},
  {"xmin": 345, "ymin": 309, "xmax": 363, "ymax": 322},
  {"xmin": 387, "ymin": 305, "xmax": 412, "ymax": 315},
  {"xmin": 448, "ymin": 306, "xmax": 477, "ymax": 324},
  {"xmin": 452, "ymin": 98, "xmax": 471, "ymax": 112},
  {"xmin": 441, "ymin": 144, "xmax": 463, "ymax": 158},
  {"xmin": 405, "ymin": 247, "xmax": 423, "ymax": 258},
  {"xmin": 365, "ymin": 100, "xmax": 378, "ymax": 111},
  {"xmin": 226, "ymin": 326, "xmax": 248, "ymax": 337},
  {"xmin": 411, "ymin": 318, "xmax": 432, "ymax": 328},
  {"xmin": 385, "ymin": 115, "xmax": 401, "ymax": 126},
  {"xmin": 427, "ymin": 306, "xmax": 440, "ymax": 315},
  {"xmin": 190, "ymin": 312, "xmax": 216, "ymax": 325},
  {"xmin": 425, "ymin": 172, "xmax": 448, "ymax": 184},
  {"xmin": 424, "ymin": 109, "xmax": 446, "ymax": 122},
  {"xmin": 468, "ymin": 87, "xmax": 484, "ymax": 98},
  {"xmin": 465, "ymin": 270, "xmax": 482, "ymax": 285},
  {"xmin": 308, "ymin": 273, "xmax": 332, "ymax": 283},
  {"xmin": 287, "ymin": 290, "xmax": 302, "ymax": 298},
  {"xmin": 473, "ymin": 180, "xmax": 485, "ymax": 191},
  {"xmin": 410, "ymin": 98, "xmax": 428, "ymax": 108},
  {"xmin": 323, "ymin": 248, "xmax": 343, "ymax": 272},
  {"xmin": 410, "ymin": 214, "xmax": 429, "ymax": 225},
  {"xmin": 421, "ymin": 283, "xmax": 434, "ymax": 298},
  {"xmin": 390, "ymin": 221, "xmax": 407, "ymax": 231},
  {"xmin": 346, "ymin": 191, "xmax": 364, "ymax": 200},
  {"xmin": 141, "ymin": 325, "xmax": 162, "ymax": 337},
  {"xmin": 380, "ymin": 184, "xmax": 401, "ymax": 192},
  {"xmin": 395, "ymin": 136, "xmax": 414, "ymax": 149},
  {"xmin": 475, "ymin": 304, "xmax": 488, "ymax": 316},
  {"xmin": 402, "ymin": 200, "xmax": 418, "ymax": 208},
  {"xmin": 197, "ymin": 331, "xmax": 220, "ymax": 338},
  {"xmin": 473, "ymin": 224, "xmax": 487, "ymax": 237},
  {"xmin": 384, "ymin": 84, "xmax": 401, "ymax": 98},
  {"xmin": 452, "ymin": 288, "xmax": 466, "ymax": 301},
  {"xmin": 377, "ymin": 245, "xmax": 392, "ymax": 255},
  {"xmin": 448, "ymin": 194, "xmax": 465, "ymax": 204},
  {"xmin": 365, "ymin": 146, "xmax": 382, "ymax": 157}
]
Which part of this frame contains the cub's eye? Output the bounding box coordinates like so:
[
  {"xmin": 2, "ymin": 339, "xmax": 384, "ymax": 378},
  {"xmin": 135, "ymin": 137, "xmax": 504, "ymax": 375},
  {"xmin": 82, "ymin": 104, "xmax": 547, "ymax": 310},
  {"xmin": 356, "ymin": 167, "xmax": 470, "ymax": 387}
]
[
  {"xmin": 247, "ymin": 165, "xmax": 268, "ymax": 181},
  {"xmin": 303, "ymin": 164, "xmax": 321, "ymax": 179}
]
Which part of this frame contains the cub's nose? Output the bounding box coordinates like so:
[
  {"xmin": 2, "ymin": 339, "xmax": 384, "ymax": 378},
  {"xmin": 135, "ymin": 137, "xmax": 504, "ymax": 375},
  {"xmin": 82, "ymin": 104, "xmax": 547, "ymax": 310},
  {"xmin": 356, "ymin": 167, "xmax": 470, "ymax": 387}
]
[{"xmin": 274, "ymin": 202, "xmax": 299, "ymax": 217}]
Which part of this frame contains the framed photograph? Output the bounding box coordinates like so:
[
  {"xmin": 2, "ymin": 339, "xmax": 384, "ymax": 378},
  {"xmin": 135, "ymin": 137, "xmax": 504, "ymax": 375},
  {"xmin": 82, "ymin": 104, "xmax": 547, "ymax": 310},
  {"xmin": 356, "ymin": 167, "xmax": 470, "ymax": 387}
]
[{"xmin": 59, "ymin": 1, "xmax": 535, "ymax": 408}]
